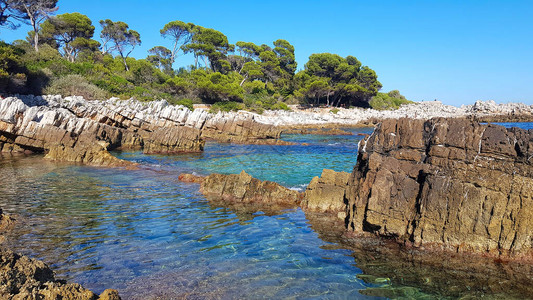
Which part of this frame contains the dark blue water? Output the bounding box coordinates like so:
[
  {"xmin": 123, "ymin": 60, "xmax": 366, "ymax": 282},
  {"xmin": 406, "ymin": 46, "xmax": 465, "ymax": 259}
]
[
  {"xmin": 1, "ymin": 124, "xmax": 532, "ymax": 299},
  {"xmin": 492, "ymin": 122, "xmax": 533, "ymax": 130}
]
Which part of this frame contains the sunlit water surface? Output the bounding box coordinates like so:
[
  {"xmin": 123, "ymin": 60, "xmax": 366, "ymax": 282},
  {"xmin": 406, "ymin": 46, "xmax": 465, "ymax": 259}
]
[{"xmin": 1, "ymin": 123, "xmax": 532, "ymax": 299}]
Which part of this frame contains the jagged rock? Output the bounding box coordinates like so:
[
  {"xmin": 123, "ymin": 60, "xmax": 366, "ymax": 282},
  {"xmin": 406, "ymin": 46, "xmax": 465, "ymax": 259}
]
[
  {"xmin": 302, "ymin": 169, "xmax": 350, "ymax": 217},
  {"xmin": 0, "ymin": 249, "xmax": 121, "ymax": 299},
  {"xmin": 345, "ymin": 118, "xmax": 533, "ymax": 259},
  {"xmin": 45, "ymin": 141, "xmax": 135, "ymax": 167},
  {"xmin": 0, "ymin": 96, "xmax": 205, "ymax": 165},
  {"xmin": 1, "ymin": 96, "xmax": 299, "ymax": 165}
]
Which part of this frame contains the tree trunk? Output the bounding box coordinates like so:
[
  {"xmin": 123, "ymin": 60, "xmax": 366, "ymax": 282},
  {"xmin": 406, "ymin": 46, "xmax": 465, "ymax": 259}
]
[
  {"xmin": 202, "ymin": 56, "xmax": 209, "ymax": 70},
  {"xmin": 121, "ymin": 55, "xmax": 129, "ymax": 71},
  {"xmin": 171, "ymin": 40, "xmax": 178, "ymax": 65}
]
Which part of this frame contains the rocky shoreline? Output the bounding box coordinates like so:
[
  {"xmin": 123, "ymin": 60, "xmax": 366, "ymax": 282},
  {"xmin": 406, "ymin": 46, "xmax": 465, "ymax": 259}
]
[
  {"xmin": 1, "ymin": 95, "xmax": 533, "ymax": 297},
  {"xmin": 1, "ymin": 96, "xmax": 532, "ymax": 167}
]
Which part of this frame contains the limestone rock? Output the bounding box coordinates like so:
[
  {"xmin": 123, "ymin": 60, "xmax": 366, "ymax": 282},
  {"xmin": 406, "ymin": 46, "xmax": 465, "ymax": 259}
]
[
  {"xmin": 0, "ymin": 96, "xmax": 204, "ymax": 166},
  {"xmin": 345, "ymin": 118, "xmax": 533, "ymax": 259},
  {"xmin": 302, "ymin": 169, "xmax": 350, "ymax": 217}
]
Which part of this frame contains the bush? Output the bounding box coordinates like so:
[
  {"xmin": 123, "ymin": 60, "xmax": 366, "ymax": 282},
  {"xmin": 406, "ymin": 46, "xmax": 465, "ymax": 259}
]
[
  {"xmin": 192, "ymin": 70, "xmax": 244, "ymax": 103},
  {"xmin": 44, "ymin": 74, "xmax": 107, "ymax": 100},
  {"xmin": 369, "ymin": 91, "xmax": 413, "ymax": 110},
  {"xmin": 330, "ymin": 108, "xmax": 339, "ymax": 114},
  {"xmin": 173, "ymin": 98, "xmax": 194, "ymax": 111},
  {"xmin": 242, "ymin": 92, "xmax": 291, "ymax": 113},
  {"xmin": 209, "ymin": 101, "xmax": 244, "ymax": 113}
]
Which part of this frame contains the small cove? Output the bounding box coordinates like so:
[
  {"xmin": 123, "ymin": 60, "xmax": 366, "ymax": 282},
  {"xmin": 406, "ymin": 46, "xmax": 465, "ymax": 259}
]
[{"xmin": 1, "ymin": 123, "xmax": 532, "ymax": 299}]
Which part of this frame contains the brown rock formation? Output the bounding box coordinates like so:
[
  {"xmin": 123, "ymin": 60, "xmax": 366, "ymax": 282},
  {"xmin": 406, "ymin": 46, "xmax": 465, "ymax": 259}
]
[
  {"xmin": 0, "ymin": 249, "xmax": 120, "ymax": 299},
  {"xmin": 345, "ymin": 118, "xmax": 533, "ymax": 259},
  {"xmin": 302, "ymin": 169, "xmax": 350, "ymax": 217},
  {"xmin": 200, "ymin": 171, "xmax": 303, "ymax": 207}
]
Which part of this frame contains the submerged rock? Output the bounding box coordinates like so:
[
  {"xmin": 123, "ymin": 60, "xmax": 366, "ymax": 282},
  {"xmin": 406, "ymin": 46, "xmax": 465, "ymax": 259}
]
[
  {"xmin": 345, "ymin": 118, "xmax": 533, "ymax": 259},
  {"xmin": 0, "ymin": 249, "xmax": 121, "ymax": 299},
  {"xmin": 177, "ymin": 173, "xmax": 205, "ymax": 184}
]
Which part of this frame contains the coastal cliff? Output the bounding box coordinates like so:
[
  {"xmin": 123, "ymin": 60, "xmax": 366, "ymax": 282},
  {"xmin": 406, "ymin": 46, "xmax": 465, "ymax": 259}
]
[{"xmin": 345, "ymin": 118, "xmax": 533, "ymax": 258}]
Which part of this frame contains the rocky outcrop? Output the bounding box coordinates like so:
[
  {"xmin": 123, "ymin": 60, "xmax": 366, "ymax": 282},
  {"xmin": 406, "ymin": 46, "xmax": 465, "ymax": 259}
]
[
  {"xmin": 0, "ymin": 96, "xmax": 296, "ymax": 165},
  {"xmin": 345, "ymin": 118, "xmax": 533, "ymax": 259},
  {"xmin": 180, "ymin": 170, "xmax": 354, "ymax": 217},
  {"xmin": 0, "ymin": 249, "xmax": 120, "ymax": 299},
  {"xmin": 302, "ymin": 169, "xmax": 350, "ymax": 217},
  {"xmin": 199, "ymin": 171, "xmax": 302, "ymax": 207},
  {"xmin": 0, "ymin": 96, "xmax": 205, "ymax": 166},
  {"xmin": 256, "ymin": 100, "xmax": 533, "ymax": 126}
]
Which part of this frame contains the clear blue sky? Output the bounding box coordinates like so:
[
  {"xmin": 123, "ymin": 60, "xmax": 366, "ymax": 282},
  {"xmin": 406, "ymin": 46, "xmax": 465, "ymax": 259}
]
[{"xmin": 1, "ymin": 0, "xmax": 532, "ymax": 106}]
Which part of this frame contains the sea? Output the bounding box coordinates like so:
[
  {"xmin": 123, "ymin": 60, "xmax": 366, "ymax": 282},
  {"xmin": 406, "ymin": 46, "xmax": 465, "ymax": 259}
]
[{"xmin": 0, "ymin": 122, "xmax": 531, "ymax": 299}]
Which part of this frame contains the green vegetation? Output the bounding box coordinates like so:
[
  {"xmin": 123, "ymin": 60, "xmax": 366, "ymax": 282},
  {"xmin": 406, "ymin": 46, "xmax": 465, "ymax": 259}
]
[
  {"xmin": 0, "ymin": 2, "xmax": 410, "ymax": 111},
  {"xmin": 369, "ymin": 90, "xmax": 413, "ymax": 110}
]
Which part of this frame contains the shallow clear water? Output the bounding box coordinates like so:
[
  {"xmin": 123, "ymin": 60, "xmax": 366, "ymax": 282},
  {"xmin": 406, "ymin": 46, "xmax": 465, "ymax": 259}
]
[
  {"xmin": 0, "ymin": 128, "xmax": 385, "ymax": 299},
  {"xmin": 1, "ymin": 124, "xmax": 532, "ymax": 299}
]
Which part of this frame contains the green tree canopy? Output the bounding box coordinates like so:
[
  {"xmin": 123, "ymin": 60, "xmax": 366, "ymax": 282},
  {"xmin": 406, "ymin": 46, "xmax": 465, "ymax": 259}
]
[
  {"xmin": 160, "ymin": 20, "xmax": 193, "ymax": 66},
  {"xmin": 39, "ymin": 12, "xmax": 97, "ymax": 62},
  {"xmin": 182, "ymin": 26, "xmax": 233, "ymax": 72},
  {"xmin": 99, "ymin": 19, "xmax": 140, "ymax": 71},
  {"xmin": 300, "ymin": 53, "xmax": 381, "ymax": 107},
  {"xmin": 147, "ymin": 46, "xmax": 172, "ymax": 74},
  {"xmin": 8, "ymin": 0, "xmax": 58, "ymax": 51}
]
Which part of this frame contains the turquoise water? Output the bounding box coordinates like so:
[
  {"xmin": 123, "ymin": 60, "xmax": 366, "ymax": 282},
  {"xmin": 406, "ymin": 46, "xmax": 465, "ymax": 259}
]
[{"xmin": 1, "ymin": 124, "xmax": 532, "ymax": 299}]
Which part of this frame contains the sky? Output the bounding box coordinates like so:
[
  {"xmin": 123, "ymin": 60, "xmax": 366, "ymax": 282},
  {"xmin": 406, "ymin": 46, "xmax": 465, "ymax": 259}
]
[{"xmin": 1, "ymin": 0, "xmax": 532, "ymax": 106}]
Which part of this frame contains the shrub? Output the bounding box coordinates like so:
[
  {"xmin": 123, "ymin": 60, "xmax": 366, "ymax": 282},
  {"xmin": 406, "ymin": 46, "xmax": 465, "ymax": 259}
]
[
  {"xmin": 369, "ymin": 91, "xmax": 413, "ymax": 110},
  {"xmin": 242, "ymin": 92, "xmax": 291, "ymax": 113},
  {"xmin": 44, "ymin": 74, "xmax": 107, "ymax": 100},
  {"xmin": 209, "ymin": 101, "xmax": 244, "ymax": 113},
  {"xmin": 174, "ymin": 98, "xmax": 194, "ymax": 111},
  {"xmin": 330, "ymin": 108, "xmax": 339, "ymax": 114}
]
